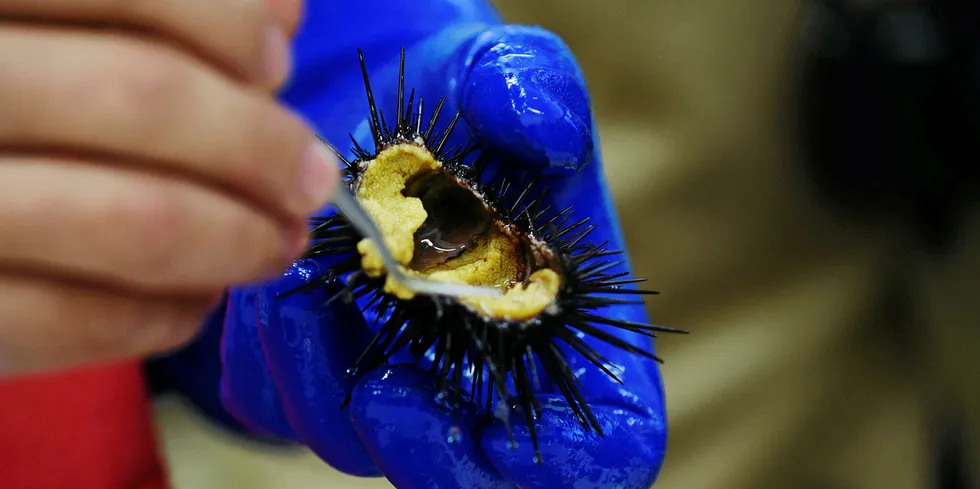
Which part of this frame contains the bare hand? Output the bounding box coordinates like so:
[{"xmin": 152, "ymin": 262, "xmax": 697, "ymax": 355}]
[{"xmin": 0, "ymin": 0, "xmax": 338, "ymax": 375}]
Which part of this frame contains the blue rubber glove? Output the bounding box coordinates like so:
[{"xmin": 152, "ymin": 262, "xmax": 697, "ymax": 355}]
[{"xmin": 150, "ymin": 1, "xmax": 670, "ymax": 487}]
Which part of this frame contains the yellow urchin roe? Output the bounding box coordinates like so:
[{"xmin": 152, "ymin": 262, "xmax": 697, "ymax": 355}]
[
  {"xmin": 462, "ymin": 268, "xmax": 561, "ymax": 321},
  {"xmin": 355, "ymin": 144, "xmax": 439, "ymax": 273},
  {"xmin": 354, "ymin": 142, "xmax": 561, "ymax": 320}
]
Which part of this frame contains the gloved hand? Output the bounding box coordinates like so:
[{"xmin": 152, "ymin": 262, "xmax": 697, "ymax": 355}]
[{"xmin": 150, "ymin": 1, "xmax": 671, "ymax": 487}]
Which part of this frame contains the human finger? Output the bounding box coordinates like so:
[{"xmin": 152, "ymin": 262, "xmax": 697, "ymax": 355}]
[
  {"xmin": 0, "ymin": 272, "xmax": 215, "ymax": 376},
  {"xmin": 347, "ymin": 365, "xmax": 516, "ymax": 489},
  {"xmin": 0, "ymin": 0, "xmax": 290, "ymax": 87},
  {"xmin": 0, "ymin": 25, "xmax": 338, "ymax": 220},
  {"xmin": 0, "ymin": 157, "xmax": 302, "ymax": 293},
  {"xmin": 254, "ymin": 260, "xmax": 380, "ymax": 476},
  {"xmin": 218, "ymin": 285, "xmax": 297, "ymax": 440},
  {"xmin": 459, "ymin": 25, "xmax": 595, "ymax": 175}
]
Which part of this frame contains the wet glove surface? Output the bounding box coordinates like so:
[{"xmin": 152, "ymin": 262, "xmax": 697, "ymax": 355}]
[{"xmin": 149, "ymin": 1, "xmax": 670, "ymax": 487}]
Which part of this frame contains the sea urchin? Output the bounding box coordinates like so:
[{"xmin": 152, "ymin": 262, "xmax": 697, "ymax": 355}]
[{"xmin": 286, "ymin": 48, "xmax": 685, "ymax": 462}]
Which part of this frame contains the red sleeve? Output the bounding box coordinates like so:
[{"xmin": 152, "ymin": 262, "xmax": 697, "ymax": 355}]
[{"xmin": 0, "ymin": 361, "xmax": 169, "ymax": 489}]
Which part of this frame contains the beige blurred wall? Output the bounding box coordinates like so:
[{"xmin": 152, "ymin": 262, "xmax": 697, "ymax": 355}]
[
  {"xmin": 156, "ymin": 396, "xmax": 394, "ymax": 489},
  {"xmin": 158, "ymin": 1, "xmax": 980, "ymax": 488}
]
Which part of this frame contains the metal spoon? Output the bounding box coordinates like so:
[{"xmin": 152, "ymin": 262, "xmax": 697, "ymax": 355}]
[{"xmin": 330, "ymin": 185, "xmax": 504, "ymax": 299}]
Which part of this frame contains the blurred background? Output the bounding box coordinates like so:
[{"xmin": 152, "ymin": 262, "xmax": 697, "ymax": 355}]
[{"xmin": 154, "ymin": 0, "xmax": 980, "ymax": 488}]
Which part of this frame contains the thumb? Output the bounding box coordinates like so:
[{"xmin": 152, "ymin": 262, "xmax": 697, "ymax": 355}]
[{"xmin": 459, "ymin": 25, "xmax": 594, "ymax": 175}]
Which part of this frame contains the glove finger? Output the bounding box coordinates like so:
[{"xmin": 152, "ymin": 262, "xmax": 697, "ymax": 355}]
[
  {"xmin": 282, "ymin": 23, "xmax": 489, "ymax": 159},
  {"xmin": 482, "ymin": 395, "xmax": 666, "ymax": 489},
  {"xmin": 460, "ymin": 25, "xmax": 594, "ymax": 175},
  {"xmin": 219, "ymin": 284, "xmax": 296, "ymax": 440},
  {"xmin": 534, "ymin": 125, "xmax": 672, "ymax": 390},
  {"xmin": 348, "ymin": 365, "xmax": 517, "ymax": 489},
  {"xmin": 457, "ymin": 22, "xmax": 670, "ymax": 409},
  {"xmin": 255, "ymin": 259, "xmax": 380, "ymax": 476},
  {"xmin": 551, "ymin": 302, "xmax": 670, "ymax": 409}
]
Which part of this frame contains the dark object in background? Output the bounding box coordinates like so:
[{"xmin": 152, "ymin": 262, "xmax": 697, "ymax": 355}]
[
  {"xmin": 934, "ymin": 410, "xmax": 977, "ymax": 489},
  {"xmin": 797, "ymin": 2, "xmax": 979, "ymax": 488},
  {"xmin": 797, "ymin": 0, "xmax": 980, "ymax": 252}
]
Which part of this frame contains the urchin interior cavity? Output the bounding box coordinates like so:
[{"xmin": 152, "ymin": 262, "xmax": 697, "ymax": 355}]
[
  {"xmin": 354, "ymin": 143, "xmax": 560, "ymax": 320},
  {"xmin": 404, "ymin": 170, "xmax": 492, "ymax": 270}
]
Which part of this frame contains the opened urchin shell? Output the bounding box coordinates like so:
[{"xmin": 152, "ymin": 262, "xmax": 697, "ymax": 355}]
[{"xmin": 288, "ymin": 48, "xmax": 686, "ymax": 462}]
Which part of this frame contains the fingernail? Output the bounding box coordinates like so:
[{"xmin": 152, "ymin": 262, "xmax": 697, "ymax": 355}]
[
  {"xmin": 296, "ymin": 138, "xmax": 340, "ymax": 213},
  {"xmin": 262, "ymin": 23, "xmax": 291, "ymax": 87}
]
